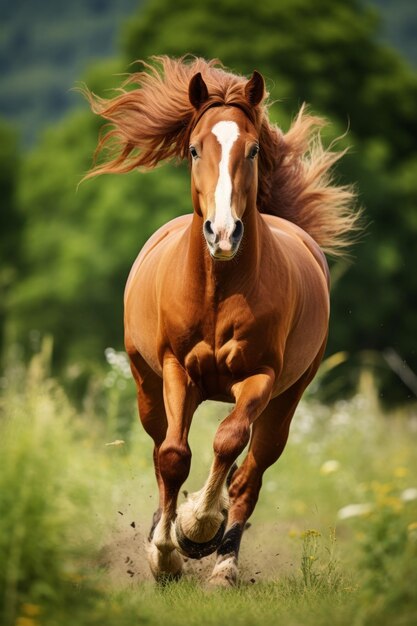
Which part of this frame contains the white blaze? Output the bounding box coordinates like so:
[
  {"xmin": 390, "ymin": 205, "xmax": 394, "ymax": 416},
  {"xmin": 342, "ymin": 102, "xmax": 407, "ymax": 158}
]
[{"xmin": 212, "ymin": 121, "xmax": 239, "ymax": 234}]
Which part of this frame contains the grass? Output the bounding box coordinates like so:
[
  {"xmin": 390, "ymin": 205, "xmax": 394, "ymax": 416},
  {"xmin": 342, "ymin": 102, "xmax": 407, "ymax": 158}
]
[{"xmin": 1, "ymin": 342, "xmax": 417, "ymax": 626}]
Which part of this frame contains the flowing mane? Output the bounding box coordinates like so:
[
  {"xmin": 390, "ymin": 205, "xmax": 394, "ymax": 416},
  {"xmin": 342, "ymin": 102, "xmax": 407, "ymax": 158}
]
[{"xmin": 83, "ymin": 55, "xmax": 360, "ymax": 256}]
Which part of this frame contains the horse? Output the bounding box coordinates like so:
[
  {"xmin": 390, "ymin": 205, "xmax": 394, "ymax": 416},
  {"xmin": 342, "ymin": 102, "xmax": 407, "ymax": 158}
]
[{"xmin": 84, "ymin": 56, "xmax": 359, "ymax": 586}]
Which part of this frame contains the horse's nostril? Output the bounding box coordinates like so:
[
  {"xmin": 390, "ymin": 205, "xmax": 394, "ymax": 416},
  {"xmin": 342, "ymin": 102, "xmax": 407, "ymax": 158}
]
[
  {"xmin": 231, "ymin": 219, "xmax": 244, "ymax": 242},
  {"xmin": 203, "ymin": 220, "xmax": 216, "ymax": 242}
]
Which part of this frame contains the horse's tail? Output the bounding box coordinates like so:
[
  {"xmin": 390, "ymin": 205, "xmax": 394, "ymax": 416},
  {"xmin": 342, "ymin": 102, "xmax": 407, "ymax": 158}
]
[{"xmin": 258, "ymin": 105, "xmax": 362, "ymax": 257}]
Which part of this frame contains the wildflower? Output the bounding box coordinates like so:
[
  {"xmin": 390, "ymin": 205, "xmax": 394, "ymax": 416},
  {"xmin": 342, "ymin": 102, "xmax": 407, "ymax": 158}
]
[
  {"xmin": 293, "ymin": 500, "xmax": 307, "ymax": 514},
  {"xmin": 320, "ymin": 459, "xmax": 340, "ymax": 475},
  {"xmin": 378, "ymin": 495, "xmax": 403, "ymax": 512},
  {"xmin": 393, "ymin": 466, "xmax": 408, "ymax": 478},
  {"xmin": 370, "ymin": 481, "xmax": 394, "ymax": 497},
  {"xmin": 407, "ymin": 521, "xmax": 417, "ymax": 542},
  {"xmin": 301, "ymin": 529, "xmax": 321, "ymax": 538},
  {"xmin": 21, "ymin": 605, "xmax": 41, "ymax": 617},
  {"xmin": 337, "ymin": 503, "xmax": 374, "ymax": 520},
  {"xmin": 16, "ymin": 618, "xmax": 37, "ymax": 626},
  {"xmin": 401, "ymin": 487, "xmax": 417, "ymax": 502},
  {"xmin": 104, "ymin": 347, "xmax": 132, "ymax": 379}
]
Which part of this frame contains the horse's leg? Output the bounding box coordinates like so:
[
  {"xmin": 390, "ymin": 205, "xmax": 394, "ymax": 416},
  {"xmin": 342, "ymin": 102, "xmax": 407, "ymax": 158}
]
[
  {"xmin": 174, "ymin": 367, "xmax": 275, "ymax": 559},
  {"xmin": 146, "ymin": 354, "xmax": 201, "ymax": 580},
  {"xmin": 128, "ymin": 352, "xmax": 174, "ymax": 575},
  {"xmin": 209, "ymin": 364, "xmax": 322, "ymax": 586}
]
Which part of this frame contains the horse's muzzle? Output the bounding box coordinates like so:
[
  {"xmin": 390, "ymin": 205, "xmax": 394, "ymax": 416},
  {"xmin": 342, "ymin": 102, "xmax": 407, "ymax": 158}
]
[{"xmin": 203, "ymin": 219, "xmax": 244, "ymax": 260}]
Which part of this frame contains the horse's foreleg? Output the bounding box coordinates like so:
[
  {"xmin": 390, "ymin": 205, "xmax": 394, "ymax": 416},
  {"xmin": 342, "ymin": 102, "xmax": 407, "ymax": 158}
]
[
  {"xmin": 128, "ymin": 352, "xmax": 173, "ymax": 578},
  {"xmin": 209, "ymin": 371, "xmax": 317, "ymax": 586},
  {"xmin": 174, "ymin": 367, "xmax": 275, "ymax": 559},
  {"xmin": 148, "ymin": 354, "xmax": 201, "ymax": 580}
]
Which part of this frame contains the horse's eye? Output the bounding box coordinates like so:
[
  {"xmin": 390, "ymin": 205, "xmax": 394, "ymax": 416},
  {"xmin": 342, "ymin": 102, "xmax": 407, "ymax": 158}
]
[
  {"xmin": 189, "ymin": 145, "xmax": 199, "ymax": 159},
  {"xmin": 248, "ymin": 145, "xmax": 259, "ymax": 160}
]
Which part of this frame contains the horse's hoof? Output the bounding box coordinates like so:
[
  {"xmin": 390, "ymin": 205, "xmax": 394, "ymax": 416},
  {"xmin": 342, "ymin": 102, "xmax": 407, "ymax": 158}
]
[
  {"xmin": 208, "ymin": 555, "xmax": 238, "ymax": 587},
  {"xmin": 174, "ymin": 516, "xmax": 226, "ymax": 559},
  {"xmin": 147, "ymin": 541, "xmax": 183, "ymax": 581}
]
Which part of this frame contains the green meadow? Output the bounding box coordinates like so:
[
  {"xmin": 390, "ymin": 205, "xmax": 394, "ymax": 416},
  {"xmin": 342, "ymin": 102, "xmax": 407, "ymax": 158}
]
[{"xmin": 1, "ymin": 342, "xmax": 416, "ymax": 626}]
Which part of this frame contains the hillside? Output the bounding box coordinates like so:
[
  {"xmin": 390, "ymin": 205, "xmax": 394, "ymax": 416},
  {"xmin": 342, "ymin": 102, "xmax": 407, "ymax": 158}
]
[{"xmin": 0, "ymin": 0, "xmax": 139, "ymax": 145}]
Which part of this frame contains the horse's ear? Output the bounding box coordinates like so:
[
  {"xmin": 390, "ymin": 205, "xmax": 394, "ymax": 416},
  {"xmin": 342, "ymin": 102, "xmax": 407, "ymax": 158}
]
[
  {"xmin": 245, "ymin": 71, "xmax": 265, "ymax": 107},
  {"xmin": 189, "ymin": 72, "xmax": 209, "ymax": 110}
]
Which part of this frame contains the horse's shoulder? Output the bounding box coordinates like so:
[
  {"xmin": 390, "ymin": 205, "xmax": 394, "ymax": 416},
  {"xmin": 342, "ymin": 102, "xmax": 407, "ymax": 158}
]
[
  {"xmin": 124, "ymin": 214, "xmax": 192, "ymax": 298},
  {"xmin": 262, "ymin": 214, "xmax": 330, "ymax": 285}
]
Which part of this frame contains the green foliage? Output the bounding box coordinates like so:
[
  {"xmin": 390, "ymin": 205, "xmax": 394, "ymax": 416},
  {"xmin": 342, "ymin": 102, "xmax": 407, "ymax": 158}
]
[
  {"xmin": 6, "ymin": 91, "xmax": 190, "ymax": 371},
  {"xmin": 0, "ymin": 121, "xmax": 21, "ymax": 358},
  {"xmin": 370, "ymin": 0, "xmax": 417, "ymax": 67},
  {"xmin": 343, "ymin": 480, "xmax": 417, "ymax": 624},
  {"xmin": 0, "ymin": 340, "xmax": 100, "ymax": 625},
  {"xmin": 297, "ymin": 529, "xmax": 340, "ymax": 590}
]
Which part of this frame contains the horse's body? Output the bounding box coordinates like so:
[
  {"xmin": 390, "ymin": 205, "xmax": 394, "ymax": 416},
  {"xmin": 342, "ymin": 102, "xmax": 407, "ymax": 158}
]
[
  {"xmin": 125, "ymin": 212, "xmax": 329, "ymax": 399},
  {"xmin": 86, "ymin": 57, "xmax": 358, "ymax": 585}
]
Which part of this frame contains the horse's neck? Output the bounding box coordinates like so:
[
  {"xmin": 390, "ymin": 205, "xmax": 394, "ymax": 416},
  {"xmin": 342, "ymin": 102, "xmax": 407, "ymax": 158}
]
[{"xmin": 187, "ymin": 207, "xmax": 262, "ymax": 297}]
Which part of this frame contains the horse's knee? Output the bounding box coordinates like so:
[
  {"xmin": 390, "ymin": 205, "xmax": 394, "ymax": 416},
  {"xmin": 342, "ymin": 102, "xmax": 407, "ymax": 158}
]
[
  {"xmin": 158, "ymin": 441, "xmax": 191, "ymax": 486},
  {"xmin": 213, "ymin": 416, "xmax": 250, "ymax": 463}
]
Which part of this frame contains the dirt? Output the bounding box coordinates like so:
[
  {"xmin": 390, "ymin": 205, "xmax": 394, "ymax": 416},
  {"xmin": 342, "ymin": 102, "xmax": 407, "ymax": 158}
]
[{"xmin": 97, "ymin": 514, "xmax": 299, "ymax": 587}]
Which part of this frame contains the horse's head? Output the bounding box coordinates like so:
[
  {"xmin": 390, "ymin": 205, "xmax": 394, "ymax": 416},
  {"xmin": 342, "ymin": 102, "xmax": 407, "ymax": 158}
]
[{"xmin": 188, "ymin": 71, "xmax": 265, "ymax": 260}]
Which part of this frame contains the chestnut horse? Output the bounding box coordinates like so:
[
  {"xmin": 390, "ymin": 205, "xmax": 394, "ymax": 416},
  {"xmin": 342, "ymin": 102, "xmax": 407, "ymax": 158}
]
[{"xmin": 85, "ymin": 57, "xmax": 359, "ymax": 585}]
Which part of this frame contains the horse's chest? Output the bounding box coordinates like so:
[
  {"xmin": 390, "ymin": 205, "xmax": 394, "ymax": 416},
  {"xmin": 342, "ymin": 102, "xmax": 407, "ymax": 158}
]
[
  {"xmin": 174, "ymin": 308, "xmax": 274, "ymax": 397},
  {"xmin": 184, "ymin": 335, "xmax": 251, "ymax": 375},
  {"xmin": 180, "ymin": 337, "xmax": 253, "ymax": 398}
]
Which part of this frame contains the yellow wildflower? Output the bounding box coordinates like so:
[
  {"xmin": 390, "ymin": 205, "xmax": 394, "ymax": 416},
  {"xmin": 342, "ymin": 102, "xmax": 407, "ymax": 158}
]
[
  {"xmin": 393, "ymin": 466, "xmax": 408, "ymax": 478},
  {"xmin": 21, "ymin": 605, "xmax": 41, "ymax": 617},
  {"xmin": 407, "ymin": 521, "xmax": 417, "ymax": 541},
  {"xmin": 301, "ymin": 529, "xmax": 321, "ymax": 538},
  {"xmin": 16, "ymin": 618, "xmax": 37, "ymax": 626},
  {"xmin": 377, "ymin": 495, "xmax": 403, "ymax": 512},
  {"xmin": 370, "ymin": 481, "xmax": 394, "ymax": 497}
]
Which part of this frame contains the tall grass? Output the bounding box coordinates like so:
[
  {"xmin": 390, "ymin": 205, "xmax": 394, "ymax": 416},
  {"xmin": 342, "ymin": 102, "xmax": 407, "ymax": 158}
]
[
  {"xmin": 0, "ymin": 340, "xmax": 105, "ymax": 625},
  {"xmin": 1, "ymin": 344, "xmax": 416, "ymax": 626}
]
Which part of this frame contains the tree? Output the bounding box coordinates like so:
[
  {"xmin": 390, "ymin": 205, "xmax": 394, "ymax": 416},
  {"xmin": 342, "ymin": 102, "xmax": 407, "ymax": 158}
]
[
  {"xmin": 0, "ymin": 121, "xmax": 21, "ymax": 360},
  {"xmin": 7, "ymin": 83, "xmax": 191, "ymax": 371}
]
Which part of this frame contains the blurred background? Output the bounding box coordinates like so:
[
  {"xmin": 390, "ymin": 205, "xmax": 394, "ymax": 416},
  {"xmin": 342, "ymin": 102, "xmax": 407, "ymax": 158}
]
[{"xmin": 1, "ymin": 0, "xmax": 417, "ymax": 405}]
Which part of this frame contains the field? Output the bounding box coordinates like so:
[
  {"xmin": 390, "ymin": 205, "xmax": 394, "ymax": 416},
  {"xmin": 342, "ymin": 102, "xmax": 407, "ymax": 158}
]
[{"xmin": 1, "ymin": 343, "xmax": 417, "ymax": 626}]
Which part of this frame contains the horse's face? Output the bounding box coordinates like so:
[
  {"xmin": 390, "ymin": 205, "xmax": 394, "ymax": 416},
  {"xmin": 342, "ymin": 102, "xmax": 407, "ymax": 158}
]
[{"xmin": 188, "ymin": 72, "xmax": 264, "ymax": 261}]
